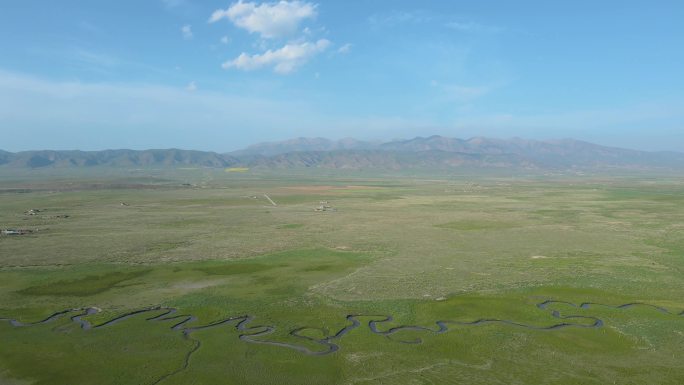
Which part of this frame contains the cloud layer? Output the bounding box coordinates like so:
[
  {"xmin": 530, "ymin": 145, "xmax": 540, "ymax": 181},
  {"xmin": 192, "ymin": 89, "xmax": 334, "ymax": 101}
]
[
  {"xmin": 209, "ymin": 1, "xmax": 329, "ymax": 74},
  {"xmin": 0, "ymin": 69, "xmax": 317, "ymax": 151},
  {"xmin": 209, "ymin": 0, "xmax": 317, "ymax": 39},
  {"xmin": 223, "ymin": 39, "xmax": 329, "ymax": 74}
]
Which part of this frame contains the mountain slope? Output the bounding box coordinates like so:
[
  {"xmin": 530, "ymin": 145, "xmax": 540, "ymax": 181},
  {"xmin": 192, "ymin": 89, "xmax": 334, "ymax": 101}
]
[
  {"xmin": 3, "ymin": 149, "xmax": 238, "ymax": 168},
  {"xmin": 254, "ymin": 150, "xmax": 533, "ymax": 170},
  {"xmin": 1, "ymin": 136, "xmax": 682, "ymax": 171},
  {"xmin": 229, "ymin": 137, "xmax": 378, "ymax": 157},
  {"xmin": 0, "ymin": 150, "xmax": 12, "ymax": 166},
  {"xmin": 227, "ymin": 136, "xmax": 683, "ymax": 170}
]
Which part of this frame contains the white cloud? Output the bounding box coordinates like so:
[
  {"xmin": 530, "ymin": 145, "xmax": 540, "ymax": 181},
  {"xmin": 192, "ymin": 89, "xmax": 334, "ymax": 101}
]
[
  {"xmin": 220, "ymin": 35, "xmax": 231, "ymax": 44},
  {"xmin": 186, "ymin": 81, "xmax": 197, "ymax": 92},
  {"xmin": 209, "ymin": 1, "xmax": 317, "ymax": 39},
  {"xmin": 223, "ymin": 39, "xmax": 329, "ymax": 74},
  {"xmin": 181, "ymin": 24, "xmax": 193, "ymax": 39},
  {"xmin": 337, "ymin": 43, "xmax": 352, "ymax": 54}
]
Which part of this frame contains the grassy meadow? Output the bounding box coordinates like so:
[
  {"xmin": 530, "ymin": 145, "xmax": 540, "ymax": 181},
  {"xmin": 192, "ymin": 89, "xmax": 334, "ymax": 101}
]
[{"xmin": 1, "ymin": 168, "xmax": 683, "ymax": 384}]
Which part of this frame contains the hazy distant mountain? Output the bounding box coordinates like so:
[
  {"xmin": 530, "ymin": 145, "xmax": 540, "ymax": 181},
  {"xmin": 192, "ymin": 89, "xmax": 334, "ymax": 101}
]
[
  {"xmin": 228, "ymin": 135, "xmax": 683, "ymax": 170},
  {"xmin": 2, "ymin": 149, "xmax": 237, "ymax": 168},
  {"xmin": 253, "ymin": 150, "xmax": 533, "ymax": 170},
  {"xmin": 0, "ymin": 150, "xmax": 12, "ymax": 166},
  {"xmin": 1, "ymin": 136, "xmax": 682, "ymax": 171},
  {"xmin": 376, "ymin": 136, "xmax": 679, "ymax": 169},
  {"xmin": 229, "ymin": 137, "xmax": 379, "ymax": 156}
]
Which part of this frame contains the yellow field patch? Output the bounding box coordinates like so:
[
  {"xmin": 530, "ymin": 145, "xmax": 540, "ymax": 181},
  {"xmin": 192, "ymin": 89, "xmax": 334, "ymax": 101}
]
[{"xmin": 225, "ymin": 167, "xmax": 250, "ymax": 173}]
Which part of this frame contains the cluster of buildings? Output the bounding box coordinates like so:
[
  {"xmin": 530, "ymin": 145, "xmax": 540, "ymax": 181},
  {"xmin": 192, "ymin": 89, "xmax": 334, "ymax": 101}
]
[{"xmin": 314, "ymin": 201, "xmax": 336, "ymax": 212}]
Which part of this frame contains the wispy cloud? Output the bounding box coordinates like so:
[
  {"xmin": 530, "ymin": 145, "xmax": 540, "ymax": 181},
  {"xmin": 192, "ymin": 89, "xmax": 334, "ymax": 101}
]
[
  {"xmin": 223, "ymin": 39, "xmax": 330, "ymax": 74},
  {"xmin": 1, "ymin": 69, "xmax": 681, "ymax": 152},
  {"xmin": 209, "ymin": 0, "xmax": 317, "ymax": 39},
  {"xmin": 369, "ymin": 9, "xmax": 502, "ymax": 35},
  {"xmin": 181, "ymin": 24, "xmax": 193, "ymax": 40},
  {"xmin": 22, "ymin": 45, "xmax": 182, "ymax": 80},
  {"xmin": 456, "ymin": 102, "xmax": 684, "ymax": 132},
  {"xmin": 368, "ymin": 10, "xmax": 433, "ymax": 27},
  {"xmin": 445, "ymin": 21, "xmax": 503, "ymax": 34},
  {"xmin": 0, "ymin": 69, "xmax": 320, "ymax": 151},
  {"xmin": 220, "ymin": 35, "xmax": 231, "ymax": 44},
  {"xmin": 73, "ymin": 49, "xmax": 121, "ymax": 69},
  {"xmin": 337, "ymin": 43, "xmax": 352, "ymax": 54},
  {"xmin": 77, "ymin": 21, "xmax": 102, "ymax": 34},
  {"xmin": 430, "ymin": 81, "xmax": 495, "ymax": 102}
]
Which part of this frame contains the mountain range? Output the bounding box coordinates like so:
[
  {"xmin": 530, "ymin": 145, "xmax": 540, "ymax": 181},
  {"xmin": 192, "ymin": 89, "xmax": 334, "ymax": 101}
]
[{"xmin": 1, "ymin": 136, "xmax": 682, "ymax": 171}]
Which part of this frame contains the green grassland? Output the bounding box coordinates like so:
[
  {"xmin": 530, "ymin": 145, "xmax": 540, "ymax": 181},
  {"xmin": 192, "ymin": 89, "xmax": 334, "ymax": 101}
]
[{"xmin": 1, "ymin": 168, "xmax": 683, "ymax": 384}]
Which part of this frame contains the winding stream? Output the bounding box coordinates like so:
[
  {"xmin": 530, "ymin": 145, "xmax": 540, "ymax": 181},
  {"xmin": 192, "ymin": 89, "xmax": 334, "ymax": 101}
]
[{"xmin": 3, "ymin": 300, "xmax": 682, "ymax": 356}]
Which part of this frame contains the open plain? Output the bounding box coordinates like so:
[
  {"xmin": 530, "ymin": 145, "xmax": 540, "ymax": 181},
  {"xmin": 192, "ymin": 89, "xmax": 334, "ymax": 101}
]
[{"xmin": 1, "ymin": 168, "xmax": 683, "ymax": 384}]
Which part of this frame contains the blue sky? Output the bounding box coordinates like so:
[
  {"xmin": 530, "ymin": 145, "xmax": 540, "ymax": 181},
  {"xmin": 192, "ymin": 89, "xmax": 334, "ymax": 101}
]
[{"xmin": 0, "ymin": 0, "xmax": 682, "ymax": 152}]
